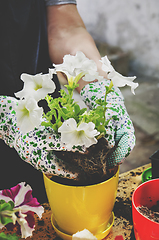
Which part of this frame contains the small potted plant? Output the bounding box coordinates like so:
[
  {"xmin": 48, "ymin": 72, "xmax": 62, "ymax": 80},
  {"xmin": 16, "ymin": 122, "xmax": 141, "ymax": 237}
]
[
  {"xmin": 132, "ymin": 178, "xmax": 159, "ymax": 240},
  {"xmin": 0, "ymin": 51, "xmax": 138, "ymax": 239}
]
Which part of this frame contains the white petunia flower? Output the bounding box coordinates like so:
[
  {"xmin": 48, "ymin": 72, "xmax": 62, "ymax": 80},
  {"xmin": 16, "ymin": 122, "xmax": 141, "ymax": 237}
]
[
  {"xmin": 15, "ymin": 70, "xmax": 56, "ymax": 101},
  {"xmin": 100, "ymin": 56, "xmax": 114, "ymax": 73},
  {"xmin": 100, "ymin": 56, "xmax": 138, "ymax": 94},
  {"xmin": 108, "ymin": 71, "xmax": 139, "ymax": 95},
  {"xmin": 53, "ymin": 51, "xmax": 103, "ymax": 82},
  {"xmin": 58, "ymin": 118, "xmax": 100, "ymax": 150},
  {"xmin": 15, "ymin": 98, "xmax": 43, "ymax": 133}
]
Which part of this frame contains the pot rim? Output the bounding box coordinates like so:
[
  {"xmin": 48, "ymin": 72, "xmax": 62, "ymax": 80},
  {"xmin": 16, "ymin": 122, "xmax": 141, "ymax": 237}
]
[{"xmin": 43, "ymin": 165, "xmax": 119, "ymax": 189}]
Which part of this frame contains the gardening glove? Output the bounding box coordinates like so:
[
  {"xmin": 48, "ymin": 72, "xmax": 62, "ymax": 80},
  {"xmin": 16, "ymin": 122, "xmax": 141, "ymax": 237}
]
[
  {"xmin": 80, "ymin": 79, "xmax": 135, "ymax": 168},
  {"xmin": 0, "ymin": 96, "xmax": 81, "ymax": 179}
]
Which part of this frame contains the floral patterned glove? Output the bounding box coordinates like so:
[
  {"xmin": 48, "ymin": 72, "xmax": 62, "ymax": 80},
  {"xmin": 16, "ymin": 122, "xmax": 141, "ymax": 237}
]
[
  {"xmin": 80, "ymin": 80, "xmax": 135, "ymax": 167},
  {"xmin": 0, "ymin": 96, "xmax": 79, "ymax": 179}
]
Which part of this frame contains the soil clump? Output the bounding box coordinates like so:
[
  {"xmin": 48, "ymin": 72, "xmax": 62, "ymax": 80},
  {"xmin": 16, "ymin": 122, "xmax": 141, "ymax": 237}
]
[
  {"xmin": 137, "ymin": 201, "xmax": 159, "ymax": 223},
  {"xmin": 53, "ymin": 137, "xmax": 117, "ymax": 185}
]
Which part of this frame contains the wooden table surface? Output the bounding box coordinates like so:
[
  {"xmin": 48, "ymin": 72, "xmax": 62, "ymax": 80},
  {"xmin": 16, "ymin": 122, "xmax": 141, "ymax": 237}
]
[{"xmin": 1, "ymin": 164, "xmax": 151, "ymax": 240}]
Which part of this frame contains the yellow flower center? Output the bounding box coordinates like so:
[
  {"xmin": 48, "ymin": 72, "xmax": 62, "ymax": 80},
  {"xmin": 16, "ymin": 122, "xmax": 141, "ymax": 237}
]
[{"xmin": 34, "ymin": 83, "xmax": 42, "ymax": 91}]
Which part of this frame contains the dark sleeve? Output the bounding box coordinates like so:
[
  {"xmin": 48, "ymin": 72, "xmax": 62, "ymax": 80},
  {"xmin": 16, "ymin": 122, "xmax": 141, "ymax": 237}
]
[{"xmin": 45, "ymin": 0, "xmax": 77, "ymax": 6}]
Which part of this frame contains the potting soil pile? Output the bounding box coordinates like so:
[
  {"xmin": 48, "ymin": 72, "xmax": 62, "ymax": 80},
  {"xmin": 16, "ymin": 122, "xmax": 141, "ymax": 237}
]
[{"xmin": 137, "ymin": 201, "xmax": 159, "ymax": 223}]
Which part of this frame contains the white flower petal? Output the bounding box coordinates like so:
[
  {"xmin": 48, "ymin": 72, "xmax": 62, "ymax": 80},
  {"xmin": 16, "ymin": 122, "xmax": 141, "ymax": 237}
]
[
  {"xmin": 15, "ymin": 72, "xmax": 56, "ymax": 101},
  {"xmin": 20, "ymin": 205, "xmax": 44, "ymax": 219},
  {"xmin": 16, "ymin": 98, "xmax": 43, "ymax": 133},
  {"xmin": 21, "ymin": 73, "xmax": 42, "ymax": 82},
  {"xmin": 80, "ymin": 134, "xmax": 98, "ymax": 148},
  {"xmin": 26, "ymin": 99, "xmax": 43, "ymax": 126},
  {"xmin": 15, "ymin": 90, "xmax": 26, "ymax": 99},
  {"xmin": 100, "ymin": 55, "xmax": 138, "ymax": 94},
  {"xmin": 49, "ymin": 68, "xmax": 56, "ymax": 76},
  {"xmin": 108, "ymin": 71, "xmax": 138, "ymax": 94},
  {"xmin": 58, "ymin": 118, "xmax": 77, "ymax": 132},
  {"xmin": 77, "ymin": 122, "xmax": 99, "ymax": 147},
  {"xmin": 0, "ymin": 194, "xmax": 12, "ymax": 203},
  {"xmin": 58, "ymin": 118, "xmax": 99, "ymax": 149},
  {"xmin": 100, "ymin": 56, "xmax": 114, "ymax": 73},
  {"xmin": 61, "ymin": 132, "xmax": 78, "ymax": 144},
  {"xmin": 14, "ymin": 182, "xmax": 32, "ymax": 206},
  {"xmin": 35, "ymin": 74, "xmax": 56, "ymax": 101},
  {"xmin": 15, "ymin": 73, "xmax": 42, "ymax": 99},
  {"xmin": 53, "ymin": 51, "xmax": 100, "ymax": 82},
  {"xmin": 16, "ymin": 217, "xmax": 33, "ymax": 239}
]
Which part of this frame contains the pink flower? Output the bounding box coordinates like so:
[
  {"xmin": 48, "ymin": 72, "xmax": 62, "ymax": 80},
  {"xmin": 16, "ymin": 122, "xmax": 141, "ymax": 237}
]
[{"xmin": 0, "ymin": 182, "xmax": 44, "ymax": 238}]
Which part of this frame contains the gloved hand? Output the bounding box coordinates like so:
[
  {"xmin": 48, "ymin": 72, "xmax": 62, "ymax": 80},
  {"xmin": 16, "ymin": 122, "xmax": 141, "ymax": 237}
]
[
  {"xmin": 0, "ymin": 96, "xmax": 79, "ymax": 179},
  {"xmin": 0, "ymin": 77, "xmax": 135, "ymax": 179},
  {"xmin": 80, "ymin": 79, "xmax": 135, "ymax": 168}
]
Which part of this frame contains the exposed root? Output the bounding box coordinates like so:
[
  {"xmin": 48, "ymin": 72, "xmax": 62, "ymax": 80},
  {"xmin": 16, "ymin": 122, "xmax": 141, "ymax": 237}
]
[{"xmin": 54, "ymin": 137, "xmax": 117, "ymax": 184}]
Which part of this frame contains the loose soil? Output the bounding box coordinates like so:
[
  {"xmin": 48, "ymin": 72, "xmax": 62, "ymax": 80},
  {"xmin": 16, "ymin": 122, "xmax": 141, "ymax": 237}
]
[{"xmin": 137, "ymin": 201, "xmax": 159, "ymax": 223}]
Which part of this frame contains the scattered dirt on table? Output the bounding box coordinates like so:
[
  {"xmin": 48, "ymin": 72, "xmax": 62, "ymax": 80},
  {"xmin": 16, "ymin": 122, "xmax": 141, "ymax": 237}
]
[{"xmin": 113, "ymin": 196, "xmax": 133, "ymax": 224}]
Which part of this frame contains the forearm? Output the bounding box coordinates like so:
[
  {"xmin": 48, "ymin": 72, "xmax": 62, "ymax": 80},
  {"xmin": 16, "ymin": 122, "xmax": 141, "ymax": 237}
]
[
  {"xmin": 47, "ymin": 5, "xmax": 99, "ymax": 62},
  {"xmin": 46, "ymin": 4, "xmax": 108, "ymax": 91}
]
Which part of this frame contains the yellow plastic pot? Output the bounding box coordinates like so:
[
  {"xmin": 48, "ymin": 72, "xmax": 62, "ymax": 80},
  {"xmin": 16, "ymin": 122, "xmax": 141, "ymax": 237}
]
[{"xmin": 43, "ymin": 166, "xmax": 119, "ymax": 239}]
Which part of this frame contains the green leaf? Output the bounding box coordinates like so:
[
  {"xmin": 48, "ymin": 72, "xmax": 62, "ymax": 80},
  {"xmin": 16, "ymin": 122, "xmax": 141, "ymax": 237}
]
[
  {"xmin": 0, "ymin": 200, "xmax": 15, "ymax": 226},
  {"xmin": 105, "ymin": 86, "xmax": 110, "ymax": 92},
  {"xmin": 0, "ymin": 200, "xmax": 14, "ymax": 211},
  {"xmin": 0, "ymin": 232, "xmax": 20, "ymax": 240},
  {"xmin": 0, "ymin": 199, "xmax": 5, "ymax": 205},
  {"xmin": 97, "ymin": 125, "xmax": 106, "ymax": 133},
  {"xmin": 41, "ymin": 121, "xmax": 52, "ymax": 127},
  {"xmin": 8, "ymin": 201, "xmax": 15, "ymax": 210},
  {"xmin": 61, "ymin": 108, "xmax": 68, "ymax": 114},
  {"xmin": 0, "ymin": 215, "xmax": 13, "ymax": 225},
  {"xmin": 79, "ymin": 108, "xmax": 87, "ymax": 115},
  {"xmin": 74, "ymin": 104, "xmax": 80, "ymax": 115}
]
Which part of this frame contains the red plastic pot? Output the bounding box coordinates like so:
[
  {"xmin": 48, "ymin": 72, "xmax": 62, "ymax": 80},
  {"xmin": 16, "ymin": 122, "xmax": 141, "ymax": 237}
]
[{"xmin": 132, "ymin": 179, "xmax": 159, "ymax": 240}]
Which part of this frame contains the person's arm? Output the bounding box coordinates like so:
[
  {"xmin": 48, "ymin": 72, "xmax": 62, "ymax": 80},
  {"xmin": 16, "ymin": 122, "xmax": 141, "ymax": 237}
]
[{"xmin": 46, "ymin": 4, "xmax": 108, "ymax": 92}]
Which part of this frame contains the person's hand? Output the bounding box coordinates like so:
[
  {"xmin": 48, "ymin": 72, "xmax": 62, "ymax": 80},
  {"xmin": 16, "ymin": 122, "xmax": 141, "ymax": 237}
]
[
  {"xmin": 80, "ymin": 79, "xmax": 135, "ymax": 168},
  {"xmin": 0, "ymin": 96, "xmax": 80, "ymax": 179},
  {"xmin": 107, "ymin": 128, "xmax": 129, "ymax": 167}
]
